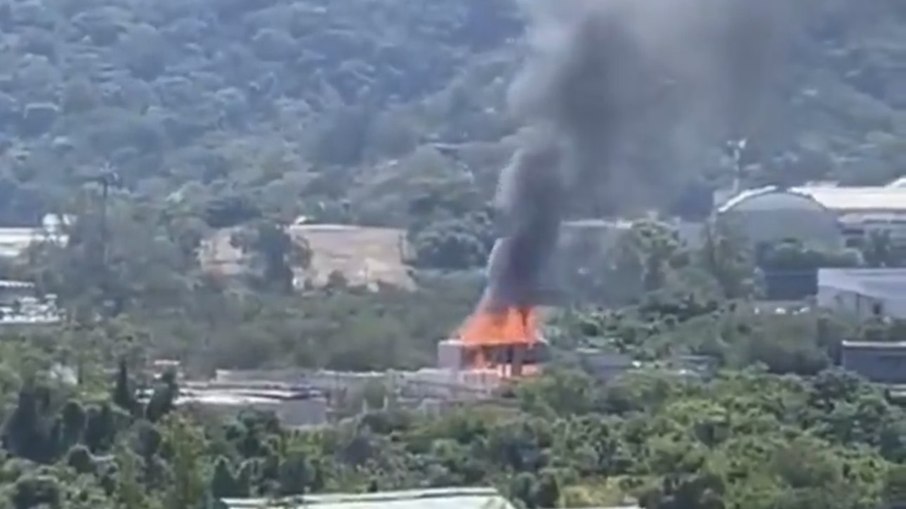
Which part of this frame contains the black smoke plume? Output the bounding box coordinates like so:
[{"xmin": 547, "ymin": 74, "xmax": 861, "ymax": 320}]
[{"xmin": 480, "ymin": 0, "xmax": 793, "ymax": 313}]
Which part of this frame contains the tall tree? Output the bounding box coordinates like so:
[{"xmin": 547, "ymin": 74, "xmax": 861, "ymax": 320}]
[
  {"xmin": 231, "ymin": 220, "xmax": 312, "ymax": 293},
  {"xmin": 162, "ymin": 416, "xmax": 207, "ymax": 509}
]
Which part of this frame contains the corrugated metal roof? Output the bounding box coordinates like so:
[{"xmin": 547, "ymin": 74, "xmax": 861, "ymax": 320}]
[
  {"xmin": 842, "ymin": 340, "xmax": 906, "ymax": 349},
  {"xmin": 799, "ymin": 186, "xmax": 906, "ymax": 212},
  {"xmin": 0, "ymin": 280, "xmax": 35, "ymax": 289},
  {"xmin": 0, "ymin": 227, "xmax": 68, "ymax": 259},
  {"xmin": 222, "ymin": 488, "xmax": 515, "ymax": 509},
  {"xmin": 818, "ymin": 268, "xmax": 906, "ymax": 301},
  {"xmin": 719, "ymin": 186, "xmax": 906, "ymax": 214},
  {"xmin": 888, "ymin": 177, "xmax": 906, "ymax": 188}
]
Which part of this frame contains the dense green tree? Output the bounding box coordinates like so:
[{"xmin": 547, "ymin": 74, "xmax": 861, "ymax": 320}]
[
  {"xmin": 231, "ymin": 220, "xmax": 311, "ymax": 293},
  {"xmin": 277, "ymin": 449, "xmax": 312, "ymax": 496},
  {"xmin": 145, "ymin": 370, "xmax": 178, "ymax": 423},
  {"xmin": 11, "ymin": 474, "xmax": 61, "ymax": 509},
  {"xmin": 161, "ymin": 416, "xmax": 206, "ymax": 509},
  {"xmin": 701, "ymin": 220, "xmax": 756, "ymax": 299},
  {"xmin": 211, "ymin": 457, "xmax": 240, "ymax": 499},
  {"xmin": 59, "ymin": 400, "xmax": 86, "ymax": 452},
  {"xmin": 2, "ymin": 385, "xmax": 55, "ymax": 464},
  {"xmin": 112, "ymin": 359, "xmax": 138, "ymax": 416},
  {"xmin": 83, "ymin": 403, "xmax": 116, "ymax": 454}
]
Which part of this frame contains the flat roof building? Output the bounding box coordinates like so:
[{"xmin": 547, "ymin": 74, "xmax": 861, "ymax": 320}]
[
  {"xmin": 842, "ymin": 340, "xmax": 906, "ymax": 385},
  {"xmin": 146, "ymin": 382, "xmax": 329, "ymax": 429},
  {"xmin": 220, "ymin": 487, "xmax": 516, "ymax": 509},
  {"xmin": 0, "ymin": 214, "xmax": 70, "ymax": 259},
  {"xmin": 0, "ymin": 283, "xmax": 62, "ymax": 327}
]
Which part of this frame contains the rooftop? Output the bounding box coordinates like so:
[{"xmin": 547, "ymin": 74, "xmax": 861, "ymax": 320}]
[
  {"xmin": 842, "ymin": 340, "xmax": 906, "ymax": 349},
  {"xmin": 142, "ymin": 381, "xmax": 326, "ymax": 408},
  {"xmin": 0, "ymin": 280, "xmax": 35, "ymax": 290},
  {"xmin": 0, "ymin": 216, "xmax": 69, "ymax": 259},
  {"xmin": 0, "ymin": 300, "xmax": 62, "ymax": 326},
  {"xmin": 818, "ymin": 268, "xmax": 906, "ymax": 300},
  {"xmin": 802, "ymin": 186, "xmax": 906, "ymax": 212},
  {"xmin": 176, "ymin": 392, "xmax": 323, "ymax": 408},
  {"xmin": 718, "ymin": 185, "xmax": 906, "ymax": 214},
  {"xmin": 888, "ymin": 177, "xmax": 906, "ymax": 188},
  {"xmin": 221, "ymin": 487, "xmax": 515, "ymax": 509}
]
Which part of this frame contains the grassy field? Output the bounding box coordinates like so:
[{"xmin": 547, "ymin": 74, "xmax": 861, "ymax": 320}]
[{"xmin": 200, "ymin": 224, "xmax": 415, "ymax": 290}]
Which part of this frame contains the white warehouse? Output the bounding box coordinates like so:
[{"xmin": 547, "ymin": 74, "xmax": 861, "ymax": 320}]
[{"xmin": 716, "ymin": 184, "xmax": 906, "ymax": 249}]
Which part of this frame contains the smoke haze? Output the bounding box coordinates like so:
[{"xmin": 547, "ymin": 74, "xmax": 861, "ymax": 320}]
[{"xmin": 481, "ymin": 0, "xmax": 794, "ymax": 312}]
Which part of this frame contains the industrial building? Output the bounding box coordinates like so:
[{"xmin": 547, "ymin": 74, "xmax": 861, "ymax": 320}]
[
  {"xmin": 220, "ymin": 487, "xmax": 516, "ymax": 509},
  {"xmin": 841, "ymin": 341, "xmax": 906, "ymax": 385},
  {"xmin": 716, "ymin": 184, "xmax": 906, "ymax": 248},
  {"xmin": 170, "ymin": 382, "xmax": 329, "ymax": 429},
  {"xmin": 211, "ymin": 366, "xmax": 499, "ymax": 417},
  {"xmin": 817, "ymin": 268, "xmax": 906, "ymax": 320},
  {"xmin": 0, "ymin": 280, "xmax": 62, "ymax": 326},
  {"xmin": 0, "ymin": 214, "xmax": 69, "ymax": 259}
]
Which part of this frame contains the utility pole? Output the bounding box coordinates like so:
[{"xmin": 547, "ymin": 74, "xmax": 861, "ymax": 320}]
[
  {"xmin": 80, "ymin": 164, "xmax": 121, "ymax": 315},
  {"xmin": 90, "ymin": 163, "xmax": 121, "ymax": 269},
  {"xmin": 724, "ymin": 138, "xmax": 747, "ymax": 195}
]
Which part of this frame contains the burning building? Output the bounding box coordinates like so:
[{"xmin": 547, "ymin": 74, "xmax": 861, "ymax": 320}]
[
  {"xmin": 440, "ymin": 140, "xmax": 562, "ymax": 380},
  {"xmin": 439, "ymin": 306, "xmax": 550, "ymax": 379},
  {"xmin": 442, "ymin": 0, "xmax": 789, "ymax": 380}
]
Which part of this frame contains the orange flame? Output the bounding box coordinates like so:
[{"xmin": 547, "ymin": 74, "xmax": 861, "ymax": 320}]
[{"xmin": 459, "ymin": 306, "xmax": 539, "ymax": 346}]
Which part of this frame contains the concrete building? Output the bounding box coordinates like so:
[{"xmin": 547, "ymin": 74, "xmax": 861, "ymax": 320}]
[
  {"xmin": 0, "ymin": 280, "xmax": 62, "ymax": 327},
  {"xmin": 0, "ymin": 214, "xmax": 70, "ymax": 259},
  {"xmin": 437, "ymin": 337, "xmax": 549, "ymax": 378},
  {"xmin": 394, "ymin": 367, "xmax": 517, "ymax": 402},
  {"xmin": 173, "ymin": 382, "xmax": 328, "ymax": 428},
  {"xmin": 716, "ymin": 185, "xmax": 906, "ymax": 249},
  {"xmin": 817, "ymin": 268, "xmax": 906, "ymax": 320},
  {"xmin": 0, "ymin": 280, "xmax": 35, "ymax": 301},
  {"xmin": 215, "ymin": 364, "xmax": 515, "ymax": 405},
  {"xmin": 842, "ymin": 341, "xmax": 906, "ymax": 385},
  {"xmin": 220, "ymin": 487, "xmax": 516, "ymax": 509},
  {"xmin": 211, "ymin": 358, "xmax": 541, "ymax": 414}
]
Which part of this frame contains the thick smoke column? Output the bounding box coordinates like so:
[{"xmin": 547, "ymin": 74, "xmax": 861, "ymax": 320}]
[
  {"xmin": 479, "ymin": 0, "xmax": 792, "ymax": 314},
  {"xmin": 482, "ymin": 132, "xmax": 564, "ymax": 311}
]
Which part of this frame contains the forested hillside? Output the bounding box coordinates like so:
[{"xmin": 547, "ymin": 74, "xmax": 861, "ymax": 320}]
[
  {"xmin": 0, "ymin": 0, "xmax": 524, "ymax": 229},
  {"xmin": 1, "ymin": 0, "xmax": 906, "ymax": 230}
]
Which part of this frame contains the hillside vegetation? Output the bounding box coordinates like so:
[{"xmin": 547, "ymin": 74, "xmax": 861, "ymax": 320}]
[{"xmin": 1, "ymin": 0, "xmax": 906, "ymax": 229}]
